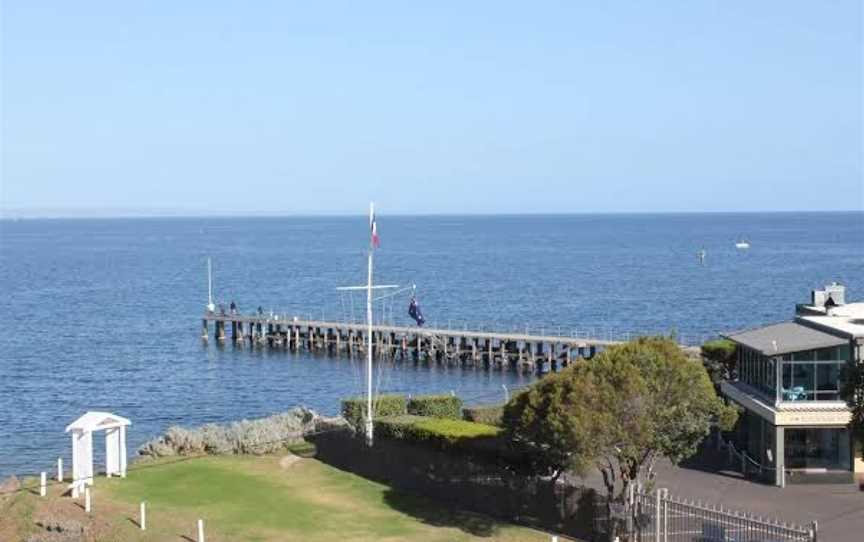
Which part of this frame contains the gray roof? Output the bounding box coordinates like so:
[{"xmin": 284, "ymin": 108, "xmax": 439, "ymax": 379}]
[{"xmin": 724, "ymin": 322, "xmax": 847, "ymax": 356}]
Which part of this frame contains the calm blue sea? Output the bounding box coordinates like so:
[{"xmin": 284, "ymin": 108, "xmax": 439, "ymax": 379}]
[{"xmin": 0, "ymin": 212, "xmax": 862, "ymax": 476}]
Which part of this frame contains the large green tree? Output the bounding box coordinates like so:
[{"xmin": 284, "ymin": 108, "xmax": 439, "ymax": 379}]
[{"xmin": 503, "ymin": 336, "xmax": 738, "ymax": 539}]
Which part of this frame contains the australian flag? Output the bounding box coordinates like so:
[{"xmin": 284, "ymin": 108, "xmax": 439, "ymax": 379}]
[{"xmin": 408, "ymin": 296, "xmax": 425, "ymax": 326}]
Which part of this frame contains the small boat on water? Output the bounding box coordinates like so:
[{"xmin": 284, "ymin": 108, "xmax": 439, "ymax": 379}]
[{"xmin": 735, "ymin": 237, "xmax": 750, "ymax": 250}]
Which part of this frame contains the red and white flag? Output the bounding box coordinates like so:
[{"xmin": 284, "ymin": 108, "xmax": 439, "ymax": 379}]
[{"xmin": 370, "ymin": 203, "xmax": 380, "ymax": 248}]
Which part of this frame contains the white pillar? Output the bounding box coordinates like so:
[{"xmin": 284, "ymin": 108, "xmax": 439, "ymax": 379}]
[
  {"xmin": 84, "ymin": 486, "xmax": 91, "ymax": 513},
  {"xmin": 71, "ymin": 433, "xmax": 79, "ymax": 498},
  {"xmin": 140, "ymin": 502, "xmax": 146, "ymax": 530},
  {"xmin": 776, "ymin": 425, "xmax": 786, "ymax": 488},
  {"xmin": 40, "ymin": 472, "xmax": 46, "ymax": 497},
  {"xmin": 106, "ymin": 427, "xmax": 120, "ymax": 477},
  {"xmin": 80, "ymin": 430, "xmax": 94, "ymax": 486},
  {"xmin": 57, "ymin": 458, "xmax": 63, "ymax": 482},
  {"xmin": 197, "ymin": 519, "xmax": 205, "ymax": 542},
  {"xmin": 120, "ymin": 425, "xmax": 127, "ymax": 478}
]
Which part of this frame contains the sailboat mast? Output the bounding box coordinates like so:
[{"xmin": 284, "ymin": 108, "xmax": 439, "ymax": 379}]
[{"xmin": 206, "ymin": 257, "xmax": 215, "ymax": 312}]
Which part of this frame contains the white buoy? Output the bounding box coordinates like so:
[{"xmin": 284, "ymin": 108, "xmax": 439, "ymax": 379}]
[
  {"xmin": 40, "ymin": 472, "xmax": 46, "ymax": 497},
  {"xmin": 197, "ymin": 518, "xmax": 205, "ymax": 542},
  {"xmin": 57, "ymin": 458, "xmax": 63, "ymax": 482},
  {"xmin": 84, "ymin": 487, "xmax": 91, "ymax": 513},
  {"xmin": 140, "ymin": 502, "xmax": 146, "ymax": 530}
]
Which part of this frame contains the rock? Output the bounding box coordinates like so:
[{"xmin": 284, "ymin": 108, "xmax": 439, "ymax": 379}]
[{"xmin": 138, "ymin": 407, "xmax": 349, "ymax": 458}]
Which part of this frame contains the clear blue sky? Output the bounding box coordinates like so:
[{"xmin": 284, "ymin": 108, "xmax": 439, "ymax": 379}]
[{"xmin": 1, "ymin": 1, "xmax": 861, "ymax": 216}]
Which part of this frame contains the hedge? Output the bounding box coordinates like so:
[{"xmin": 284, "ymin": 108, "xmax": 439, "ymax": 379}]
[
  {"xmin": 373, "ymin": 415, "xmax": 534, "ymax": 467},
  {"xmin": 376, "ymin": 415, "xmax": 500, "ymax": 444},
  {"xmin": 341, "ymin": 395, "xmax": 407, "ymax": 429},
  {"xmin": 407, "ymin": 394, "xmax": 463, "ymax": 419},
  {"xmin": 462, "ymin": 404, "xmax": 504, "ymax": 426},
  {"xmin": 701, "ymin": 338, "xmax": 736, "ymax": 362}
]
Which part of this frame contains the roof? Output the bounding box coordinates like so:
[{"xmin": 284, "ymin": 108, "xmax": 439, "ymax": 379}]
[
  {"xmin": 724, "ymin": 321, "xmax": 847, "ymax": 356},
  {"xmin": 796, "ymin": 301, "xmax": 864, "ymax": 339},
  {"xmin": 65, "ymin": 411, "xmax": 131, "ymax": 433}
]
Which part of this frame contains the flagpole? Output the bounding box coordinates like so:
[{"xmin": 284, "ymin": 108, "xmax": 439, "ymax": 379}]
[{"xmin": 365, "ymin": 202, "xmax": 374, "ymax": 447}]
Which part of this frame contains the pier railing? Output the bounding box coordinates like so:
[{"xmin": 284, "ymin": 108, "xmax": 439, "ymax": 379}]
[{"xmin": 212, "ymin": 309, "xmax": 715, "ymax": 347}]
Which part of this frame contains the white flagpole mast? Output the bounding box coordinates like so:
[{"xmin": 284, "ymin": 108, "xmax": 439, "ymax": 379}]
[
  {"xmin": 335, "ymin": 203, "xmax": 396, "ymax": 447},
  {"xmin": 365, "ymin": 202, "xmax": 375, "ymax": 446}
]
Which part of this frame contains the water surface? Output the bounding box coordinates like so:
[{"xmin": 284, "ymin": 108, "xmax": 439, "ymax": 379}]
[{"xmin": 0, "ymin": 212, "xmax": 861, "ymax": 476}]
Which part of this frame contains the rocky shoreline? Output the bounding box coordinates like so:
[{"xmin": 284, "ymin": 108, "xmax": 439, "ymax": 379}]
[{"xmin": 137, "ymin": 407, "xmax": 347, "ymax": 458}]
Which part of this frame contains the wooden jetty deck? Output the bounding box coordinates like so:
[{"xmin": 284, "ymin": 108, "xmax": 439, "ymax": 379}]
[{"xmin": 202, "ymin": 312, "xmax": 623, "ymax": 374}]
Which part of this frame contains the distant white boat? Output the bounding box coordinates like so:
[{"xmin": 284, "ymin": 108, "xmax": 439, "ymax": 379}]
[{"xmin": 735, "ymin": 238, "xmax": 750, "ymax": 250}]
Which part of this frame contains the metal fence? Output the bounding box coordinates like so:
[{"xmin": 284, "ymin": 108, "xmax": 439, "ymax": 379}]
[{"xmin": 632, "ymin": 488, "xmax": 816, "ymax": 542}]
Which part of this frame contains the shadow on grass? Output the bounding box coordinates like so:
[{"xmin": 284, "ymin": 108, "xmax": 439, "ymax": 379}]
[{"xmin": 382, "ymin": 488, "xmax": 501, "ymax": 537}]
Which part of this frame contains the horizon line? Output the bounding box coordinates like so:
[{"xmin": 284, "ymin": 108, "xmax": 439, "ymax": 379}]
[{"xmin": 1, "ymin": 209, "xmax": 862, "ymax": 220}]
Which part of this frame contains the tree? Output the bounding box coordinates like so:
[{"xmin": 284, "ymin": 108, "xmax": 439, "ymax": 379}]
[
  {"xmin": 841, "ymin": 358, "xmax": 864, "ymax": 462},
  {"xmin": 700, "ymin": 338, "xmax": 737, "ymax": 385},
  {"xmin": 503, "ymin": 336, "xmax": 738, "ymax": 540}
]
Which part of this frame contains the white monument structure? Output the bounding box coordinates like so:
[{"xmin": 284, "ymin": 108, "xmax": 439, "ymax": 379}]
[{"xmin": 65, "ymin": 412, "xmax": 130, "ymax": 496}]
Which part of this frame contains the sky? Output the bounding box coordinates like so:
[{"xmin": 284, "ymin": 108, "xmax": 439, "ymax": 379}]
[{"xmin": 0, "ymin": 1, "xmax": 862, "ymax": 217}]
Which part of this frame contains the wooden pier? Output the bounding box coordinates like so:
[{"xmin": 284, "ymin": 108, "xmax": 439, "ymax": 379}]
[{"xmin": 201, "ymin": 312, "xmax": 622, "ymax": 374}]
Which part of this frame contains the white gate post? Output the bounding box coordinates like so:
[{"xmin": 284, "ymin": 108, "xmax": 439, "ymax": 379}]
[
  {"xmin": 655, "ymin": 488, "xmax": 662, "ymax": 541},
  {"xmin": 84, "ymin": 487, "xmax": 91, "ymax": 513},
  {"xmin": 57, "ymin": 458, "xmax": 63, "ymax": 482},
  {"xmin": 140, "ymin": 502, "xmax": 146, "ymax": 530},
  {"xmin": 197, "ymin": 518, "xmax": 205, "ymax": 542},
  {"xmin": 39, "ymin": 472, "xmax": 46, "ymax": 497}
]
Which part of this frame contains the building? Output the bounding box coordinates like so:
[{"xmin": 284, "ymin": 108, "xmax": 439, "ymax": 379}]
[{"xmin": 720, "ymin": 283, "xmax": 864, "ymax": 487}]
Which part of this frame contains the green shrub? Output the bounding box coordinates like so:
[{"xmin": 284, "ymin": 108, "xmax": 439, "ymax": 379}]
[
  {"xmin": 376, "ymin": 415, "xmax": 500, "ymax": 443},
  {"xmin": 462, "ymin": 404, "xmax": 504, "ymax": 426},
  {"xmin": 406, "ymin": 394, "xmax": 463, "ymax": 419},
  {"xmin": 375, "ymin": 415, "xmax": 533, "ymax": 467},
  {"xmin": 341, "ymin": 394, "xmax": 407, "ymax": 429}
]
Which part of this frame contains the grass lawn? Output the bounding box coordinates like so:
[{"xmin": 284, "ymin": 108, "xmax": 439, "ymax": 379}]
[{"xmin": 2, "ymin": 454, "xmax": 569, "ymax": 541}]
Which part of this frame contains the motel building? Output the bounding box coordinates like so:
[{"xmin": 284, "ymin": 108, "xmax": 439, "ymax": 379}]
[{"xmin": 721, "ymin": 283, "xmax": 864, "ymax": 487}]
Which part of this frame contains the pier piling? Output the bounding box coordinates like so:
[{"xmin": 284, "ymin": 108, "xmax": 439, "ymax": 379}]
[{"xmin": 201, "ymin": 313, "xmax": 619, "ymax": 374}]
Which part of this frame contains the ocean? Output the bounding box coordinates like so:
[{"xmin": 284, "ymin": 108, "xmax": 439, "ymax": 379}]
[{"xmin": 0, "ymin": 212, "xmax": 861, "ymax": 476}]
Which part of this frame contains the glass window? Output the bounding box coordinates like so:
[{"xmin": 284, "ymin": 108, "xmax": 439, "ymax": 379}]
[
  {"xmin": 782, "ymin": 364, "xmax": 792, "ymax": 390},
  {"xmin": 791, "ymin": 363, "xmax": 815, "ymax": 400},
  {"xmin": 793, "ymin": 351, "xmax": 814, "ymax": 362},
  {"xmin": 836, "ymin": 345, "xmax": 851, "ymax": 361},
  {"xmin": 816, "ymin": 348, "xmax": 834, "ymax": 361},
  {"xmin": 816, "ymin": 363, "xmax": 842, "ymax": 401},
  {"xmin": 785, "ymin": 428, "xmax": 850, "ymax": 471}
]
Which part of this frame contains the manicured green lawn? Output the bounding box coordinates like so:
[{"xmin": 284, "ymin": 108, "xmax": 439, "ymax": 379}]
[{"xmin": 100, "ymin": 455, "xmax": 561, "ymax": 541}]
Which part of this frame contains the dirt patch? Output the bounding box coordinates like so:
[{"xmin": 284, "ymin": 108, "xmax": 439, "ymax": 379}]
[{"xmin": 279, "ymin": 454, "xmax": 303, "ymax": 470}]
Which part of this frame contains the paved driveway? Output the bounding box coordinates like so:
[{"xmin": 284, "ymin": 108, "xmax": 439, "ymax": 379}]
[{"xmin": 580, "ymin": 448, "xmax": 863, "ymax": 542}]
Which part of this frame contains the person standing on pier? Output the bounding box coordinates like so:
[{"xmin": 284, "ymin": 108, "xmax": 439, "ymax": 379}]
[{"xmin": 408, "ymin": 294, "xmax": 425, "ymax": 327}]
